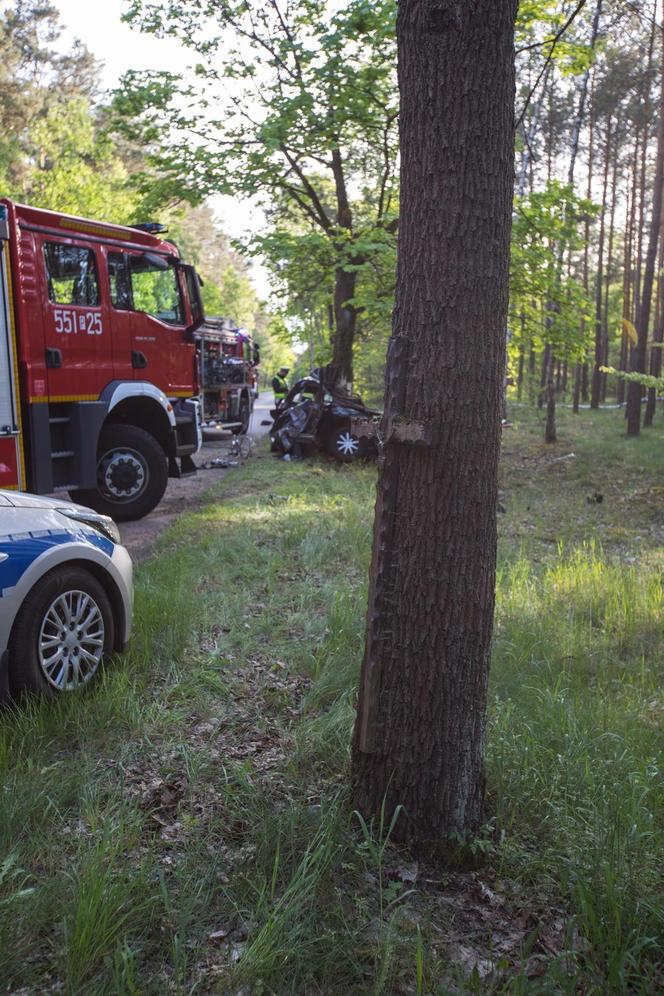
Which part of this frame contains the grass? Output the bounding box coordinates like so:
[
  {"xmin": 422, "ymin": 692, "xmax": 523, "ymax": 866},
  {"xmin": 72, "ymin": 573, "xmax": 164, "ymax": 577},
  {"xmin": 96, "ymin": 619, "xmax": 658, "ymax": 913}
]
[{"xmin": 0, "ymin": 405, "xmax": 662, "ymax": 992}]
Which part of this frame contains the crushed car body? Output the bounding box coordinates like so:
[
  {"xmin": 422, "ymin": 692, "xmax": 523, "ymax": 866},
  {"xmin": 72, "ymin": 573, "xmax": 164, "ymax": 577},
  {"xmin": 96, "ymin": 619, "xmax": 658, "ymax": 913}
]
[{"xmin": 269, "ymin": 364, "xmax": 381, "ymax": 462}]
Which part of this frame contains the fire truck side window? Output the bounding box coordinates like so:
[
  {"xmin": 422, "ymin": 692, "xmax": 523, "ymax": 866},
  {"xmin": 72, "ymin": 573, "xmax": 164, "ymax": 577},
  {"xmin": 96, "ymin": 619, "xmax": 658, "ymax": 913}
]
[
  {"xmin": 130, "ymin": 255, "xmax": 182, "ymax": 325},
  {"xmin": 43, "ymin": 243, "xmax": 100, "ymax": 306},
  {"xmin": 185, "ymin": 268, "xmax": 202, "ymax": 326},
  {"xmin": 108, "ymin": 252, "xmax": 132, "ymax": 310}
]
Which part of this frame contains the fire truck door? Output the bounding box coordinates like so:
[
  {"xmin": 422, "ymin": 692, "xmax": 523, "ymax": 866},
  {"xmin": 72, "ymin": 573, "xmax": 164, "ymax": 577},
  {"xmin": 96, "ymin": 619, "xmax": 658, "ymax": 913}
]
[
  {"xmin": 0, "ymin": 226, "xmax": 23, "ymax": 490},
  {"xmin": 126, "ymin": 253, "xmax": 191, "ymax": 395},
  {"xmin": 38, "ymin": 236, "xmax": 112, "ymax": 400}
]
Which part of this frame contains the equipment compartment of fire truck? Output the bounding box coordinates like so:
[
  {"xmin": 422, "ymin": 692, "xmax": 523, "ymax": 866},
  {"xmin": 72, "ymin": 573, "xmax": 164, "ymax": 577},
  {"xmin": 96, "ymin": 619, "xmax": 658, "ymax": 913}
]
[
  {"xmin": 197, "ymin": 318, "xmax": 259, "ymax": 436},
  {"xmin": 0, "ymin": 198, "xmax": 205, "ymax": 521}
]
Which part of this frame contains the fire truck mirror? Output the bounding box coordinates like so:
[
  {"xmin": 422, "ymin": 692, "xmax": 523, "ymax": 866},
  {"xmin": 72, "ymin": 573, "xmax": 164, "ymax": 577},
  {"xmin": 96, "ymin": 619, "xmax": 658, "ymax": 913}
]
[
  {"xmin": 253, "ymin": 344, "xmax": 261, "ymax": 365},
  {"xmin": 182, "ymin": 264, "xmax": 204, "ymax": 337}
]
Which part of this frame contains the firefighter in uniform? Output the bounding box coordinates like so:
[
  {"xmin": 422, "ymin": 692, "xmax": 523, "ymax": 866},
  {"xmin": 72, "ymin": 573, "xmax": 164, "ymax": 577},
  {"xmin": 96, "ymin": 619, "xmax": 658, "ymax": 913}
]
[{"xmin": 272, "ymin": 367, "xmax": 290, "ymax": 406}]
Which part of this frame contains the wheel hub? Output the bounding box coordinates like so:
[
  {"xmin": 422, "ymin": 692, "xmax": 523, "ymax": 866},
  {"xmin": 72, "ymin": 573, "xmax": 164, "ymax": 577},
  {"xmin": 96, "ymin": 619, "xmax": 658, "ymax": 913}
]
[
  {"xmin": 337, "ymin": 431, "xmax": 359, "ymax": 456},
  {"xmin": 38, "ymin": 589, "xmax": 105, "ymax": 691},
  {"xmin": 99, "ymin": 449, "xmax": 146, "ymax": 499}
]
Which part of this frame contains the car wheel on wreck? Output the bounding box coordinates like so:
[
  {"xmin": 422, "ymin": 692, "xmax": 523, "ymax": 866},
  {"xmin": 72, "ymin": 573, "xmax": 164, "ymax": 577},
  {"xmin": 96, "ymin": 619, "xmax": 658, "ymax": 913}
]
[{"xmin": 326, "ymin": 423, "xmax": 362, "ymax": 462}]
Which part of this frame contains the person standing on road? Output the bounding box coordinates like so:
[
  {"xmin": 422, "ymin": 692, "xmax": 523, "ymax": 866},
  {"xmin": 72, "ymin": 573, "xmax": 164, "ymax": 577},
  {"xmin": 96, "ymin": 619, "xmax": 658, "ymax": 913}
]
[{"xmin": 272, "ymin": 367, "xmax": 290, "ymax": 406}]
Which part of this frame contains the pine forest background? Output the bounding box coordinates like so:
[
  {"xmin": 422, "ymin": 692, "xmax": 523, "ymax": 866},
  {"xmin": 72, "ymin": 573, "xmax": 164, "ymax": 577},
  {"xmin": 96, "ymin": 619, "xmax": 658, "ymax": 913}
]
[{"xmin": 3, "ymin": 0, "xmax": 664, "ymax": 430}]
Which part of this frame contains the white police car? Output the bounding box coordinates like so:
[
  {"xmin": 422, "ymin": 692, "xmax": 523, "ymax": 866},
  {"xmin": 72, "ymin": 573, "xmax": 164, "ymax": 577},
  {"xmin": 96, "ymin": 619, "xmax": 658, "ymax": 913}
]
[{"xmin": 0, "ymin": 490, "xmax": 133, "ymax": 697}]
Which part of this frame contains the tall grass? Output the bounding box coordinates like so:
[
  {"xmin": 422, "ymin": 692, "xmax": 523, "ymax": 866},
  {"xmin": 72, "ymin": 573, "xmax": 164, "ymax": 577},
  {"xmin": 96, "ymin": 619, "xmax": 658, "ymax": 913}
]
[{"xmin": 0, "ymin": 409, "xmax": 663, "ymax": 992}]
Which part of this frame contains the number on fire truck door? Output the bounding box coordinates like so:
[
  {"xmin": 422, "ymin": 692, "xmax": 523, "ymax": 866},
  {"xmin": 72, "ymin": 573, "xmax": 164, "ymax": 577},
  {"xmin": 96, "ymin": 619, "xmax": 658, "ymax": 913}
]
[{"xmin": 40, "ymin": 239, "xmax": 112, "ymax": 400}]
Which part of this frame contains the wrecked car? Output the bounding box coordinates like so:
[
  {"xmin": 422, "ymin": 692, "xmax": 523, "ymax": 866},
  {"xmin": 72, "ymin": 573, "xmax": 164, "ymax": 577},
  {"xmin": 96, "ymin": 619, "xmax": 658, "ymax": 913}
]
[{"xmin": 269, "ymin": 365, "xmax": 381, "ymax": 462}]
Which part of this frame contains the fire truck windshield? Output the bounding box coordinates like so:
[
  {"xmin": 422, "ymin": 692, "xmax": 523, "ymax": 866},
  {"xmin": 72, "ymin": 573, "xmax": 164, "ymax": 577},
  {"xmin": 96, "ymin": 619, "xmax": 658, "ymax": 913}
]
[{"xmin": 129, "ymin": 255, "xmax": 182, "ymax": 325}]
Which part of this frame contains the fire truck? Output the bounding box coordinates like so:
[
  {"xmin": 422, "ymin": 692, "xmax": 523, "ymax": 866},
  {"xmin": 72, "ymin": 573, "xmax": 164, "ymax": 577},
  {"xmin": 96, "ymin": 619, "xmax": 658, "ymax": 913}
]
[
  {"xmin": 0, "ymin": 199, "xmax": 203, "ymax": 521},
  {"xmin": 197, "ymin": 317, "xmax": 259, "ymax": 435}
]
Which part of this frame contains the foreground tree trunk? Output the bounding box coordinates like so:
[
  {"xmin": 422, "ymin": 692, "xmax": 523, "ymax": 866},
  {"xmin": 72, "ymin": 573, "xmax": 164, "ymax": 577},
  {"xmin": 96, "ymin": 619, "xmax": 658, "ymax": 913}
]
[{"xmin": 351, "ymin": 0, "xmax": 517, "ymax": 851}]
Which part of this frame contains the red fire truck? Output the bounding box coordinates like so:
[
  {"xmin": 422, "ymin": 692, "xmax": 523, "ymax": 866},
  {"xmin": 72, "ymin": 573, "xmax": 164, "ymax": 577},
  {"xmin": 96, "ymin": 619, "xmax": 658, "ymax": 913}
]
[
  {"xmin": 0, "ymin": 199, "xmax": 203, "ymax": 521},
  {"xmin": 197, "ymin": 317, "xmax": 259, "ymax": 435}
]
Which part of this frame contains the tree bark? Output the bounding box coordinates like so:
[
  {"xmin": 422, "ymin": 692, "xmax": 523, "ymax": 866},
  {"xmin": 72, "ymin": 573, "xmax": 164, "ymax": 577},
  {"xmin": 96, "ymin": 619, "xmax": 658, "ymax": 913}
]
[
  {"xmin": 351, "ymin": 0, "xmax": 517, "ymax": 850},
  {"xmin": 618, "ymin": 151, "xmax": 638, "ymax": 406},
  {"xmin": 545, "ymin": 351, "xmax": 557, "ymax": 444},
  {"xmin": 644, "ymin": 221, "xmax": 664, "ymax": 425},
  {"xmin": 591, "ymin": 117, "xmax": 612, "ymax": 408},
  {"xmin": 627, "ymin": 18, "xmax": 664, "ymax": 436},
  {"xmin": 332, "ymin": 267, "xmax": 357, "ymax": 386},
  {"xmin": 573, "ymin": 362, "xmax": 582, "ymax": 413},
  {"xmin": 601, "ymin": 143, "xmax": 619, "ymax": 403}
]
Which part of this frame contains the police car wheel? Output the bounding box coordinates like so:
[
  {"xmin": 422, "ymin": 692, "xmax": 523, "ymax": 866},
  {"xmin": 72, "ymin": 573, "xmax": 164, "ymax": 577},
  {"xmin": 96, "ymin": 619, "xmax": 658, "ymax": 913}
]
[
  {"xmin": 70, "ymin": 424, "xmax": 168, "ymax": 522},
  {"xmin": 327, "ymin": 424, "xmax": 362, "ymax": 462},
  {"xmin": 8, "ymin": 566, "xmax": 114, "ymax": 696}
]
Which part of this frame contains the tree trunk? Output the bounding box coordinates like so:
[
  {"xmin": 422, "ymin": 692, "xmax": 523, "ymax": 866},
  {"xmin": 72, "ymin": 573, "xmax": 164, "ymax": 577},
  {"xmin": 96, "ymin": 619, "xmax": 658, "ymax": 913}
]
[
  {"xmin": 331, "ymin": 147, "xmax": 357, "ymax": 386},
  {"xmin": 545, "ymin": 352, "xmax": 557, "ymax": 444},
  {"xmin": 351, "ymin": 0, "xmax": 517, "ymax": 850},
  {"xmin": 332, "ymin": 267, "xmax": 357, "ymax": 386},
  {"xmin": 600, "ymin": 144, "xmax": 619, "ymax": 403},
  {"xmin": 618, "ymin": 163, "xmax": 637, "ymax": 406},
  {"xmin": 644, "ymin": 223, "xmax": 664, "ymax": 425},
  {"xmin": 627, "ymin": 20, "xmax": 664, "ymax": 436},
  {"xmin": 573, "ymin": 362, "xmax": 582, "ymax": 413},
  {"xmin": 538, "ymin": 343, "xmax": 550, "ymax": 409},
  {"xmin": 591, "ymin": 117, "xmax": 612, "ymax": 409}
]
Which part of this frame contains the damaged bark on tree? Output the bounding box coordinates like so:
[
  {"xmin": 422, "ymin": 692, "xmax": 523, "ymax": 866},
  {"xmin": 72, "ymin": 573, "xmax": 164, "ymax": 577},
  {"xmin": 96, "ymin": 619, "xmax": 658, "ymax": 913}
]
[{"xmin": 351, "ymin": 0, "xmax": 517, "ymax": 851}]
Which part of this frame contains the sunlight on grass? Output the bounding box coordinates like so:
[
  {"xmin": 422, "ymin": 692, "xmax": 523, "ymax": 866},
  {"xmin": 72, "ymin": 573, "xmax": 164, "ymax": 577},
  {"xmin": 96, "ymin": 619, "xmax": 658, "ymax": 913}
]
[{"xmin": 0, "ymin": 419, "xmax": 663, "ymax": 991}]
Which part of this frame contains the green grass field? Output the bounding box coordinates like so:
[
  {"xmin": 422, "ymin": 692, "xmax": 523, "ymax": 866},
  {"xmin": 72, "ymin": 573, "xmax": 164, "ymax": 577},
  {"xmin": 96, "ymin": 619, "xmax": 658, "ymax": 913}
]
[{"xmin": 0, "ymin": 406, "xmax": 663, "ymax": 993}]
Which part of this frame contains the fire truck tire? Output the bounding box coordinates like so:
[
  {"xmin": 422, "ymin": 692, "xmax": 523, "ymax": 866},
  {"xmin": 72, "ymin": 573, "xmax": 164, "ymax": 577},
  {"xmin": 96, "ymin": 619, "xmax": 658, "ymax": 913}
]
[
  {"xmin": 69, "ymin": 424, "xmax": 168, "ymax": 522},
  {"xmin": 232, "ymin": 394, "xmax": 252, "ymax": 435},
  {"xmin": 326, "ymin": 423, "xmax": 363, "ymax": 463},
  {"xmin": 8, "ymin": 566, "xmax": 114, "ymax": 696}
]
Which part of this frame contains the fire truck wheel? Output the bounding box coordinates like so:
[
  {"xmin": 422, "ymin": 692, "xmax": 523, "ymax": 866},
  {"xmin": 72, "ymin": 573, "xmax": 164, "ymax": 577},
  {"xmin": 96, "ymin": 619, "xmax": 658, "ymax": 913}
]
[
  {"xmin": 232, "ymin": 394, "xmax": 252, "ymax": 435},
  {"xmin": 326, "ymin": 423, "xmax": 362, "ymax": 462},
  {"xmin": 9, "ymin": 566, "xmax": 114, "ymax": 696},
  {"xmin": 69, "ymin": 424, "xmax": 168, "ymax": 522}
]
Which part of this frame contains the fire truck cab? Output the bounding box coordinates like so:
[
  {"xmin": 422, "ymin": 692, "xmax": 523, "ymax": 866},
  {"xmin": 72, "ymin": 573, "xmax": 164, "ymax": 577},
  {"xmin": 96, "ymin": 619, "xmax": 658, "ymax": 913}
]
[{"xmin": 0, "ymin": 199, "xmax": 203, "ymax": 521}]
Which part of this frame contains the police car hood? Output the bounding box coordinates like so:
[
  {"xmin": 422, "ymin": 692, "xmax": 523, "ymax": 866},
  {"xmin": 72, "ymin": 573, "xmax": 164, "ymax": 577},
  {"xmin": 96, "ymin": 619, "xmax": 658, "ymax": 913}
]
[{"xmin": 0, "ymin": 490, "xmax": 91, "ymax": 513}]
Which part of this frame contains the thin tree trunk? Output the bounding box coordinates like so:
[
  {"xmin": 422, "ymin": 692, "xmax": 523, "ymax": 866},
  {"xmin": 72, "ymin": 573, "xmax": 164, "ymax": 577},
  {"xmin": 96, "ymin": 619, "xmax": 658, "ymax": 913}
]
[
  {"xmin": 332, "ymin": 267, "xmax": 357, "ymax": 386},
  {"xmin": 644, "ymin": 220, "xmax": 664, "ymax": 425},
  {"xmin": 618, "ymin": 153, "xmax": 638, "ymax": 406},
  {"xmin": 539, "ymin": 342, "xmax": 551, "ymax": 409},
  {"xmin": 545, "ymin": 351, "xmax": 557, "ymax": 443},
  {"xmin": 331, "ymin": 147, "xmax": 357, "ymax": 386},
  {"xmin": 573, "ymin": 362, "xmax": 582, "ymax": 412},
  {"xmin": 600, "ymin": 143, "xmax": 619, "ymax": 403},
  {"xmin": 627, "ymin": 16, "xmax": 664, "ymax": 436},
  {"xmin": 577, "ymin": 67, "xmax": 596, "ymax": 416},
  {"xmin": 517, "ymin": 63, "xmax": 551, "ymax": 198},
  {"xmin": 352, "ymin": 0, "xmax": 517, "ymax": 849},
  {"xmin": 591, "ymin": 117, "xmax": 613, "ymax": 408}
]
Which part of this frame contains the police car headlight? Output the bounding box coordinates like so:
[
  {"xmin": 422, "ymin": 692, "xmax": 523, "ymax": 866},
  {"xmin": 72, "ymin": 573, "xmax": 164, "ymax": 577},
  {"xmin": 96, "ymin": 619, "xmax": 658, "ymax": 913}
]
[{"xmin": 57, "ymin": 508, "xmax": 122, "ymax": 545}]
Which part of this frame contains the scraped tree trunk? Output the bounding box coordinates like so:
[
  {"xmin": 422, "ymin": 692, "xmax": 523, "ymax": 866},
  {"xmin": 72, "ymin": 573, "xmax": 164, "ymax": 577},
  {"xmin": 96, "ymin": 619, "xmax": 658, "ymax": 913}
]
[{"xmin": 351, "ymin": 0, "xmax": 517, "ymax": 850}]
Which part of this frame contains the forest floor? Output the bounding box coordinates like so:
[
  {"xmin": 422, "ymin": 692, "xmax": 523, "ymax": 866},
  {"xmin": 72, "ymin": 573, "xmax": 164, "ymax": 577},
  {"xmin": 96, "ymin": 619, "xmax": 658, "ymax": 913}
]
[{"xmin": 1, "ymin": 405, "xmax": 663, "ymax": 994}]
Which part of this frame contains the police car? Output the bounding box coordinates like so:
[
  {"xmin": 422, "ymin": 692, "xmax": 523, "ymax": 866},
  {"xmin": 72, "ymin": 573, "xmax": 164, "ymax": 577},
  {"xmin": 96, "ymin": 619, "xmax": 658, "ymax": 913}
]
[{"xmin": 0, "ymin": 490, "xmax": 133, "ymax": 697}]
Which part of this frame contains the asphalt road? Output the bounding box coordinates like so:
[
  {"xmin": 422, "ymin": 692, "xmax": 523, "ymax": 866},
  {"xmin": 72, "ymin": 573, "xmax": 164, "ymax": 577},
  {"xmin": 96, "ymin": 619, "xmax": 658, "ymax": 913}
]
[{"xmin": 118, "ymin": 392, "xmax": 274, "ymax": 561}]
